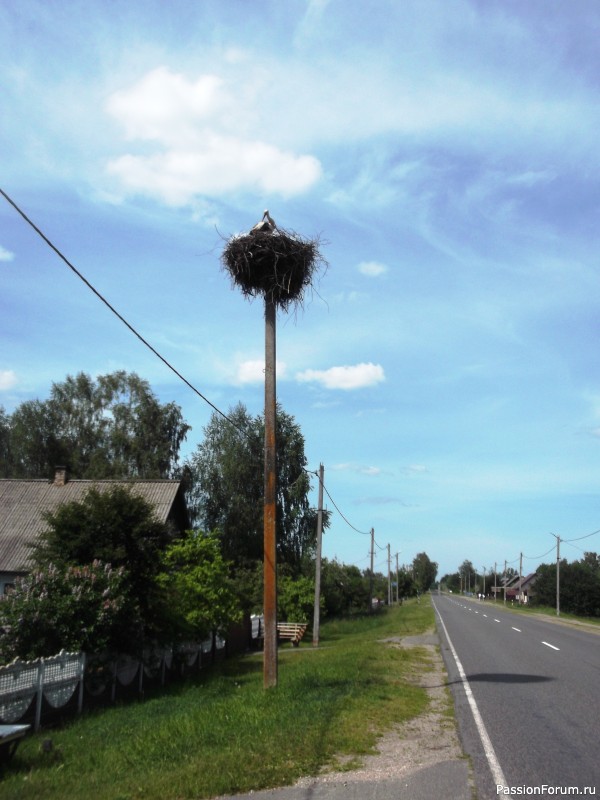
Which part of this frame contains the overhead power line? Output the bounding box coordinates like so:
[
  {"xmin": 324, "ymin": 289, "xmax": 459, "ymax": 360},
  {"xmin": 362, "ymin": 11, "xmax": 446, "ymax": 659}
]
[
  {"xmin": 320, "ymin": 480, "xmax": 371, "ymax": 535},
  {"xmin": 564, "ymin": 527, "xmax": 600, "ymax": 543},
  {"xmin": 0, "ymin": 187, "xmax": 244, "ymax": 435},
  {"xmin": 523, "ymin": 545, "xmax": 555, "ymax": 561}
]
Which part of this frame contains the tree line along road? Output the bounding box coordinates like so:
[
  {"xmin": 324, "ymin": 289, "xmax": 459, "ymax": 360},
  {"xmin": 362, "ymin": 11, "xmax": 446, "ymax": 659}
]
[{"xmin": 432, "ymin": 593, "xmax": 600, "ymax": 800}]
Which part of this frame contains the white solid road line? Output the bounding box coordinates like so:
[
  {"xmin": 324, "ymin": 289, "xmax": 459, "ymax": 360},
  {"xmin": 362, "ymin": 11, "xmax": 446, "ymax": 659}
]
[
  {"xmin": 542, "ymin": 641, "xmax": 560, "ymax": 651},
  {"xmin": 434, "ymin": 600, "xmax": 507, "ymax": 788},
  {"xmin": 512, "ymin": 627, "xmax": 521, "ymax": 632}
]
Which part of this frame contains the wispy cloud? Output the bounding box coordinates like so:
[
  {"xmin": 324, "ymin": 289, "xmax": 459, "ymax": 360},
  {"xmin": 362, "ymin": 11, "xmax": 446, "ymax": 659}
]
[
  {"xmin": 402, "ymin": 464, "xmax": 428, "ymax": 476},
  {"xmin": 332, "ymin": 462, "xmax": 382, "ymax": 476},
  {"xmin": 296, "ymin": 362, "xmax": 385, "ymax": 390},
  {"xmin": 358, "ymin": 261, "xmax": 388, "ymax": 277},
  {"xmin": 0, "ymin": 246, "xmax": 15, "ymax": 262},
  {"xmin": 354, "ymin": 496, "xmax": 414, "ymax": 507}
]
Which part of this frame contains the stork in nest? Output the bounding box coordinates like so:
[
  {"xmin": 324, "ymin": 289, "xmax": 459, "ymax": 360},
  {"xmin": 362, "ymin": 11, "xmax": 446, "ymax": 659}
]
[{"xmin": 250, "ymin": 210, "xmax": 277, "ymax": 234}]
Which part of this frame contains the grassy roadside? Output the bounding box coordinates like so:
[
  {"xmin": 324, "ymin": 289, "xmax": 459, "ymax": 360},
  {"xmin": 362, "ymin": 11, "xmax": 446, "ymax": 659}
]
[{"xmin": 0, "ymin": 599, "xmax": 435, "ymax": 800}]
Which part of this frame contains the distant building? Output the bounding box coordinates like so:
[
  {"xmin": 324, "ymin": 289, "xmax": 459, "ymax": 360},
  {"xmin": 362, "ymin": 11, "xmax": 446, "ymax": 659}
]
[
  {"xmin": 0, "ymin": 467, "xmax": 189, "ymax": 594},
  {"xmin": 503, "ymin": 572, "xmax": 537, "ymax": 604}
]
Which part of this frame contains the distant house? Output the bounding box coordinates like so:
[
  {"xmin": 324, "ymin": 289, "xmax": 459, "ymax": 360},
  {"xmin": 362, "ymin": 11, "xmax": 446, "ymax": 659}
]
[
  {"xmin": 504, "ymin": 572, "xmax": 537, "ymax": 604},
  {"xmin": 0, "ymin": 467, "xmax": 190, "ymax": 594}
]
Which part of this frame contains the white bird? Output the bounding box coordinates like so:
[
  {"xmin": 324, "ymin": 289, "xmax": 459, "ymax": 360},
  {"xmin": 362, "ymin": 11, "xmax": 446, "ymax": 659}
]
[{"xmin": 251, "ymin": 209, "xmax": 276, "ymax": 234}]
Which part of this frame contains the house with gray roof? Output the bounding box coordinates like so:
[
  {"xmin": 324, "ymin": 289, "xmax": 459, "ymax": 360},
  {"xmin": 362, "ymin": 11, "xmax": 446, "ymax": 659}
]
[{"xmin": 0, "ymin": 467, "xmax": 190, "ymax": 593}]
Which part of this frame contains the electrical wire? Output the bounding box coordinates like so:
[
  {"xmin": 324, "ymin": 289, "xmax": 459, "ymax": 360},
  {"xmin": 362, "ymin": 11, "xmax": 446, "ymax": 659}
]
[
  {"xmin": 319, "ymin": 480, "xmax": 371, "ymax": 535},
  {"xmin": 562, "ymin": 540, "xmax": 586, "ymax": 554},
  {"xmin": 523, "ymin": 545, "xmax": 555, "ymax": 561},
  {"xmin": 0, "ymin": 187, "xmax": 245, "ymax": 436},
  {"xmin": 564, "ymin": 527, "xmax": 600, "ymax": 543}
]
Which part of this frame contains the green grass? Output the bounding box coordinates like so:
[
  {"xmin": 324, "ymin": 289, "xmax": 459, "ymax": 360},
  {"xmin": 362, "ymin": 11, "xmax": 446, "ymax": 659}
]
[{"xmin": 0, "ymin": 599, "xmax": 435, "ymax": 800}]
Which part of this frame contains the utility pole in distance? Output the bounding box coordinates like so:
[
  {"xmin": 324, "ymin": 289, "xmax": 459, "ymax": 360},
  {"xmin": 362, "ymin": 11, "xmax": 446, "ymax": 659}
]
[
  {"xmin": 518, "ymin": 552, "xmax": 523, "ymax": 605},
  {"xmin": 369, "ymin": 528, "xmax": 375, "ymax": 612},
  {"xmin": 550, "ymin": 533, "xmax": 561, "ymax": 617},
  {"xmin": 388, "ymin": 542, "xmax": 392, "ymax": 606},
  {"xmin": 312, "ymin": 463, "xmax": 324, "ymax": 647}
]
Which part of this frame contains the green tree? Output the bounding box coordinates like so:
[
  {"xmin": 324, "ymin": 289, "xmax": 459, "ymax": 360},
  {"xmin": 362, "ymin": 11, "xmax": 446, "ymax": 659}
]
[
  {"xmin": 186, "ymin": 402, "xmax": 324, "ymax": 575},
  {"xmin": 3, "ymin": 371, "xmax": 190, "ymax": 479},
  {"xmin": 396, "ymin": 566, "xmax": 415, "ymax": 599},
  {"xmin": 277, "ymin": 575, "xmax": 318, "ymax": 623},
  {"xmin": 186, "ymin": 403, "xmax": 262, "ymax": 565},
  {"xmin": 32, "ymin": 485, "xmax": 173, "ymax": 640},
  {"xmin": 534, "ymin": 558, "xmax": 600, "ymax": 617},
  {"xmin": 412, "ymin": 552, "xmax": 438, "ymax": 593},
  {"xmin": 321, "ymin": 560, "xmax": 371, "ymax": 616},
  {"xmin": 440, "ymin": 572, "xmax": 460, "ymax": 593},
  {"xmin": 157, "ymin": 530, "xmax": 241, "ymax": 640},
  {"xmin": 0, "ymin": 561, "xmax": 138, "ymax": 662}
]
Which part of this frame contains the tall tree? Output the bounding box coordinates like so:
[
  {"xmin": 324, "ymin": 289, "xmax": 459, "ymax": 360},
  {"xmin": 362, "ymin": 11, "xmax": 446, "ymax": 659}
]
[
  {"xmin": 185, "ymin": 402, "xmax": 322, "ymax": 575},
  {"xmin": 3, "ymin": 371, "xmax": 190, "ymax": 479},
  {"xmin": 412, "ymin": 551, "xmax": 438, "ymax": 592}
]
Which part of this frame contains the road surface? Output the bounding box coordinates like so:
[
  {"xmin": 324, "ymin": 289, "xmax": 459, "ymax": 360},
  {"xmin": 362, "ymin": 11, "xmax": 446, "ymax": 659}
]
[{"xmin": 433, "ymin": 594, "xmax": 600, "ymax": 799}]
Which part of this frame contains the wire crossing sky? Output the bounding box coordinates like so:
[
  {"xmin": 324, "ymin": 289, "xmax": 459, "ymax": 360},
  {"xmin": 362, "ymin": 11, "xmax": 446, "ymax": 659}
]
[{"xmin": 2, "ymin": 0, "xmax": 600, "ymax": 576}]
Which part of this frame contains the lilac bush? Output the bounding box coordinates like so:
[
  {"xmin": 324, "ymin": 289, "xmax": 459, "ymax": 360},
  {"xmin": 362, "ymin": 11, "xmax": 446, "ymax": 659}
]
[{"xmin": 0, "ymin": 560, "xmax": 141, "ymax": 663}]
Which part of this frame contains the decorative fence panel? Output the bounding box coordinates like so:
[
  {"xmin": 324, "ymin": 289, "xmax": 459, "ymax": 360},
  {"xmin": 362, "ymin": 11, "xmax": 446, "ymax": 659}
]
[
  {"xmin": 0, "ymin": 632, "xmax": 232, "ymax": 731},
  {"xmin": 0, "ymin": 650, "xmax": 85, "ymax": 731}
]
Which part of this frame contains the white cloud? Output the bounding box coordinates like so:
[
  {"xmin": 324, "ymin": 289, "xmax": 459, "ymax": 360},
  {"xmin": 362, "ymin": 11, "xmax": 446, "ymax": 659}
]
[
  {"xmin": 105, "ymin": 67, "xmax": 322, "ymax": 204},
  {"xmin": 0, "ymin": 246, "xmax": 15, "ymax": 262},
  {"xmin": 296, "ymin": 362, "xmax": 385, "ymax": 390},
  {"xmin": 358, "ymin": 261, "xmax": 388, "ymax": 277},
  {"xmin": 332, "ymin": 463, "xmax": 382, "ymax": 476},
  {"xmin": 233, "ymin": 359, "xmax": 287, "ymax": 385},
  {"xmin": 403, "ymin": 464, "xmax": 428, "ymax": 476},
  {"xmin": 0, "ymin": 370, "xmax": 17, "ymax": 390}
]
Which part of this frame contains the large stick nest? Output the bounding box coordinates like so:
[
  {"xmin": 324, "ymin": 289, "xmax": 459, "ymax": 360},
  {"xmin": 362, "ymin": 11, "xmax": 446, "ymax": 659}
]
[{"xmin": 221, "ymin": 228, "xmax": 326, "ymax": 311}]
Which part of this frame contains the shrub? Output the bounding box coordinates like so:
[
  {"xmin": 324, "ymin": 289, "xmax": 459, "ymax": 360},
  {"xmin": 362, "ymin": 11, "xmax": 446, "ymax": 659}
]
[{"xmin": 0, "ymin": 560, "xmax": 140, "ymax": 663}]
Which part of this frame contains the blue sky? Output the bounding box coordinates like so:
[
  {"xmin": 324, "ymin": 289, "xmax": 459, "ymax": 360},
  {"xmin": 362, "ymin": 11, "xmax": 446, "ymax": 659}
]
[{"xmin": 2, "ymin": 0, "xmax": 600, "ymax": 579}]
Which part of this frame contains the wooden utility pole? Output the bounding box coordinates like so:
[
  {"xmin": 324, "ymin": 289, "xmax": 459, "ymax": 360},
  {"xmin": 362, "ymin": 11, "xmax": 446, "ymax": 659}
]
[
  {"xmin": 518, "ymin": 552, "xmax": 523, "ymax": 605},
  {"xmin": 263, "ymin": 297, "xmax": 277, "ymax": 688},
  {"xmin": 551, "ymin": 533, "xmax": 561, "ymax": 617},
  {"xmin": 369, "ymin": 528, "xmax": 375, "ymax": 612},
  {"xmin": 503, "ymin": 559, "xmax": 507, "ymax": 605},
  {"xmin": 387, "ymin": 543, "xmax": 392, "ymax": 606},
  {"xmin": 312, "ymin": 463, "xmax": 324, "ymax": 647},
  {"xmin": 395, "ymin": 552, "xmax": 399, "ymax": 604}
]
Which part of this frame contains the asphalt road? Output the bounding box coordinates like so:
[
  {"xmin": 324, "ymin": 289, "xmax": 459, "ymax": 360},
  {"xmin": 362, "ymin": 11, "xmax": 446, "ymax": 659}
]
[{"xmin": 433, "ymin": 594, "xmax": 600, "ymax": 799}]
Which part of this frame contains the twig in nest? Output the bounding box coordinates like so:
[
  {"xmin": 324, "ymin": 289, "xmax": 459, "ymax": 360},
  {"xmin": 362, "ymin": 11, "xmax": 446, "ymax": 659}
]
[{"xmin": 221, "ymin": 227, "xmax": 326, "ymax": 312}]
